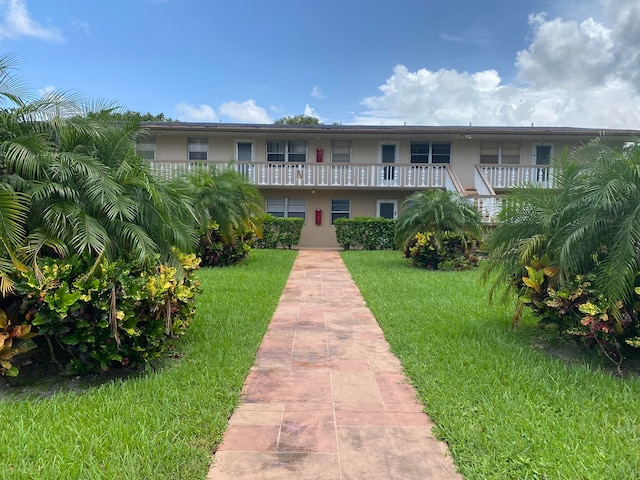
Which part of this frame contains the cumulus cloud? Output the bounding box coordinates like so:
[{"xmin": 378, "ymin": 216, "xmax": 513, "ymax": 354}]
[
  {"xmin": 0, "ymin": 0, "xmax": 63, "ymax": 42},
  {"xmin": 175, "ymin": 102, "xmax": 217, "ymax": 122},
  {"xmin": 310, "ymin": 85, "xmax": 325, "ymax": 99},
  {"xmin": 356, "ymin": 2, "xmax": 640, "ymax": 128},
  {"xmin": 219, "ymin": 99, "xmax": 272, "ymax": 123},
  {"xmin": 304, "ymin": 104, "xmax": 322, "ymax": 121}
]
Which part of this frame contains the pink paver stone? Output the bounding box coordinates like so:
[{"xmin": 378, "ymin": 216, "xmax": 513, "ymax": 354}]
[{"xmin": 208, "ymin": 250, "xmax": 462, "ymax": 480}]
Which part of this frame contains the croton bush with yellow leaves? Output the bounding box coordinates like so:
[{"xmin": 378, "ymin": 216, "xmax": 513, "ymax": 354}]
[
  {"xmin": 0, "ymin": 251, "xmax": 200, "ymax": 376},
  {"xmin": 518, "ymin": 256, "xmax": 640, "ymax": 363}
]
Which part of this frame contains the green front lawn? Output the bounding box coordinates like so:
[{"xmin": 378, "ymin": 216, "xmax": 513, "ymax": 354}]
[
  {"xmin": 1, "ymin": 249, "xmax": 297, "ymax": 480},
  {"xmin": 342, "ymin": 250, "xmax": 640, "ymax": 479}
]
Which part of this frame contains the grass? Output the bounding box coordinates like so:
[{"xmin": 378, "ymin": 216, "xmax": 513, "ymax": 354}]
[
  {"xmin": 0, "ymin": 249, "xmax": 297, "ymax": 480},
  {"xmin": 341, "ymin": 250, "xmax": 640, "ymax": 480}
]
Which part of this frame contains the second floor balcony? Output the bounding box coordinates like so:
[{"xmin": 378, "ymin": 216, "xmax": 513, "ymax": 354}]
[
  {"xmin": 478, "ymin": 164, "xmax": 554, "ymax": 190},
  {"xmin": 148, "ymin": 159, "xmax": 462, "ymax": 191}
]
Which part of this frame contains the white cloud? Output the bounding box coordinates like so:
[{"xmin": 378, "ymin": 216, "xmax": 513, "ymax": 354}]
[
  {"xmin": 219, "ymin": 99, "xmax": 272, "ymax": 123},
  {"xmin": 0, "ymin": 0, "xmax": 63, "ymax": 42},
  {"xmin": 304, "ymin": 104, "xmax": 321, "ymax": 120},
  {"xmin": 175, "ymin": 102, "xmax": 217, "ymax": 122},
  {"xmin": 355, "ymin": 2, "xmax": 640, "ymax": 128},
  {"xmin": 71, "ymin": 18, "xmax": 90, "ymax": 35},
  {"xmin": 311, "ymin": 85, "xmax": 325, "ymax": 99},
  {"xmin": 37, "ymin": 84, "xmax": 55, "ymax": 96}
]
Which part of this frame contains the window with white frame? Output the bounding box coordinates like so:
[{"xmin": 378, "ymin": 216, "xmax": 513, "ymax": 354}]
[
  {"xmin": 266, "ymin": 140, "xmax": 307, "ymax": 162},
  {"xmin": 331, "ymin": 199, "xmax": 350, "ymax": 224},
  {"xmin": 137, "ymin": 137, "xmax": 155, "ymax": 160},
  {"xmin": 331, "ymin": 140, "xmax": 351, "ymax": 163},
  {"xmin": 188, "ymin": 138, "xmax": 208, "ymax": 161},
  {"xmin": 266, "ymin": 197, "xmax": 306, "ymax": 221},
  {"xmin": 480, "ymin": 142, "xmax": 521, "ymax": 164},
  {"xmin": 410, "ymin": 141, "xmax": 451, "ymax": 164}
]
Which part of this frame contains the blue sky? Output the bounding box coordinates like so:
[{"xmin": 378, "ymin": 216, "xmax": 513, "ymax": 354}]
[{"xmin": 1, "ymin": 0, "xmax": 639, "ymax": 127}]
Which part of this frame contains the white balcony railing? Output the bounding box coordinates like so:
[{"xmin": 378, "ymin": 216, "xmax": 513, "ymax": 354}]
[
  {"xmin": 148, "ymin": 160, "xmax": 460, "ymax": 190},
  {"xmin": 478, "ymin": 165, "xmax": 554, "ymax": 190}
]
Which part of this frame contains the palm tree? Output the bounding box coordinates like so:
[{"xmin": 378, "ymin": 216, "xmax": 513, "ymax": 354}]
[
  {"xmin": 557, "ymin": 138, "xmax": 640, "ymax": 308},
  {"xmin": 395, "ymin": 189, "xmax": 482, "ymax": 249},
  {"xmin": 0, "ymin": 55, "xmax": 197, "ymax": 281},
  {"xmin": 484, "ymin": 137, "xmax": 640, "ymax": 310},
  {"xmin": 181, "ymin": 165, "xmax": 264, "ymax": 244},
  {"xmin": 0, "ymin": 184, "xmax": 28, "ymax": 294},
  {"xmin": 482, "ymin": 148, "xmax": 583, "ymax": 300}
]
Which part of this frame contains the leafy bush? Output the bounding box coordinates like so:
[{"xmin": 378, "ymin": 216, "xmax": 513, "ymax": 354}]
[
  {"xmin": 0, "ymin": 310, "xmax": 36, "ymax": 376},
  {"xmin": 484, "ymin": 139, "xmax": 640, "ymax": 367},
  {"xmin": 1, "ymin": 251, "xmax": 200, "ymax": 375},
  {"xmin": 254, "ymin": 215, "xmax": 303, "ymax": 249},
  {"xmin": 334, "ymin": 217, "xmax": 396, "ymax": 250},
  {"xmin": 197, "ymin": 222, "xmax": 253, "ymax": 267},
  {"xmin": 517, "ymin": 256, "xmax": 640, "ymax": 367},
  {"xmin": 403, "ymin": 231, "xmax": 480, "ymax": 270}
]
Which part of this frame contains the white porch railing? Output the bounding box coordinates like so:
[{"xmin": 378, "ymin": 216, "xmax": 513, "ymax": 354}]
[
  {"xmin": 478, "ymin": 165, "xmax": 554, "ymax": 189},
  {"xmin": 149, "ymin": 160, "xmax": 460, "ymax": 190},
  {"xmin": 467, "ymin": 195, "xmax": 503, "ymax": 223}
]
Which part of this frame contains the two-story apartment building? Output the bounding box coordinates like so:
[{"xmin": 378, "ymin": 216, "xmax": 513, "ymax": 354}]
[{"xmin": 140, "ymin": 123, "xmax": 640, "ymax": 248}]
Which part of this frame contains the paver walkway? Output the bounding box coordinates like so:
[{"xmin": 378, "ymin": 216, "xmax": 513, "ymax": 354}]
[{"xmin": 207, "ymin": 250, "xmax": 462, "ymax": 479}]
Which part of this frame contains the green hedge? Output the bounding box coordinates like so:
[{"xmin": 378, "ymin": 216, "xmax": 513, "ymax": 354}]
[
  {"xmin": 334, "ymin": 217, "xmax": 397, "ymax": 250},
  {"xmin": 255, "ymin": 214, "xmax": 304, "ymax": 249}
]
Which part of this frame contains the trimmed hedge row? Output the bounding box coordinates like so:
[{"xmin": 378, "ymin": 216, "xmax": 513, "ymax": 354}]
[
  {"xmin": 255, "ymin": 214, "xmax": 304, "ymax": 249},
  {"xmin": 334, "ymin": 217, "xmax": 396, "ymax": 250}
]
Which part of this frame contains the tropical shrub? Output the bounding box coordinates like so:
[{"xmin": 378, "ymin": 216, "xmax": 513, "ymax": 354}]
[
  {"xmin": 0, "ymin": 309, "xmax": 36, "ymax": 376},
  {"xmin": 403, "ymin": 231, "xmax": 480, "ymax": 270},
  {"xmin": 198, "ymin": 222, "xmax": 253, "ymax": 267},
  {"xmin": 484, "ymin": 138, "xmax": 640, "ymax": 366},
  {"xmin": 255, "ymin": 215, "xmax": 303, "ymax": 249},
  {"xmin": 334, "ymin": 217, "xmax": 396, "ymax": 250},
  {"xmin": 0, "ymin": 56, "xmax": 201, "ymax": 376},
  {"xmin": 178, "ymin": 166, "xmax": 263, "ymax": 264},
  {"xmin": 2, "ymin": 251, "xmax": 200, "ymax": 374},
  {"xmin": 515, "ymin": 256, "xmax": 640, "ymax": 366},
  {"xmin": 395, "ymin": 189, "xmax": 482, "ymax": 250}
]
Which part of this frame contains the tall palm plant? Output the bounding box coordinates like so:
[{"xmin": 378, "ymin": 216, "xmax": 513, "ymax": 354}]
[
  {"xmin": 482, "ymin": 149, "xmax": 583, "ymax": 299},
  {"xmin": 485, "ymin": 138, "xmax": 640, "ymax": 309},
  {"xmin": 0, "ymin": 54, "xmax": 197, "ymax": 284},
  {"xmin": 0, "ymin": 185, "xmax": 28, "ymax": 294},
  {"xmin": 558, "ymin": 138, "xmax": 640, "ymax": 307},
  {"xmin": 182, "ymin": 165, "xmax": 264, "ymax": 244},
  {"xmin": 395, "ymin": 189, "xmax": 482, "ymax": 248}
]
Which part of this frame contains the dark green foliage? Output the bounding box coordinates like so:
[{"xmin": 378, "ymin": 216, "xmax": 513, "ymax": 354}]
[
  {"xmin": 273, "ymin": 115, "xmax": 320, "ymax": 125},
  {"xmin": 395, "ymin": 189, "xmax": 482, "ymax": 249},
  {"xmin": 178, "ymin": 165, "xmax": 263, "ymax": 265},
  {"xmin": 255, "ymin": 215, "xmax": 303, "ymax": 249},
  {"xmin": 516, "ymin": 256, "xmax": 640, "ymax": 367},
  {"xmin": 3, "ymin": 251, "xmax": 200, "ymax": 374},
  {"xmin": 484, "ymin": 138, "xmax": 640, "ymax": 365},
  {"xmin": 403, "ymin": 231, "xmax": 480, "ymax": 270},
  {"xmin": 198, "ymin": 223, "xmax": 253, "ymax": 267},
  {"xmin": 334, "ymin": 217, "xmax": 396, "ymax": 250},
  {"xmin": 86, "ymin": 109, "xmax": 175, "ymax": 122}
]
